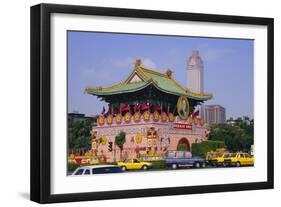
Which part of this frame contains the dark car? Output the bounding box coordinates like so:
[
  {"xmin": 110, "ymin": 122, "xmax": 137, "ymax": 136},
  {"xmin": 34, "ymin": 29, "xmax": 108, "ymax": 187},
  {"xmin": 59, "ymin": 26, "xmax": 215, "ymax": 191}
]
[{"xmin": 165, "ymin": 150, "xmax": 206, "ymax": 169}]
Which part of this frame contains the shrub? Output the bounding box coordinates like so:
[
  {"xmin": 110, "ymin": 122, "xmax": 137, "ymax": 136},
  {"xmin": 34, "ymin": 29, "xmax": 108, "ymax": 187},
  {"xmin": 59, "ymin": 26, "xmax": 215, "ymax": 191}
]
[
  {"xmin": 67, "ymin": 163, "xmax": 81, "ymax": 173},
  {"xmin": 177, "ymin": 144, "xmax": 188, "ymax": 151},
  {"xmin": 192, "ymin": 140, "xmax": 225, "ymax": 158},
  {"xmin": 149, "ymin": 160, "xmax": 166, "ymax": 169}
]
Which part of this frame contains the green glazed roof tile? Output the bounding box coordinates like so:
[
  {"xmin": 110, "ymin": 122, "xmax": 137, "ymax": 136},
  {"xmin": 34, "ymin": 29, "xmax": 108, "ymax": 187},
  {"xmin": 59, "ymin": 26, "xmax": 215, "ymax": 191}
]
[{"xmin": 85, "ymin": 65, "xmax": 212, "ymax": 101}]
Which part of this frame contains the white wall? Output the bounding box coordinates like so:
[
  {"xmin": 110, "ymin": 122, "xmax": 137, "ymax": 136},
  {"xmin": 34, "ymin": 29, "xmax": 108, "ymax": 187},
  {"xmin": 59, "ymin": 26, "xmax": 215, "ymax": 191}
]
[{"xmin": 0, "ymin": 0, "xmax": 279, "ymax": 206}]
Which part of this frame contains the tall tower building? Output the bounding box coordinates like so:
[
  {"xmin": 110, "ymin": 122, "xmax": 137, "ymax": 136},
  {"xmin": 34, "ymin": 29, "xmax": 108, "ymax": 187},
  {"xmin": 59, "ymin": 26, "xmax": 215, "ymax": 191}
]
[
  {"xmin": 187, "ymin": 50, "xmax": 204, "ymax": 119},
  {"xmin": 187, "ymin": 49, "xmax": 204, "ymax": 93}
]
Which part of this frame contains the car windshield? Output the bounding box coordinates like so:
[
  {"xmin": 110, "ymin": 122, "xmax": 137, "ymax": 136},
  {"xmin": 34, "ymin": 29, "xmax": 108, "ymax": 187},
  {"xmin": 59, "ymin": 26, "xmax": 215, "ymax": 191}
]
[
  {"xmin": 224, "ymin": 153, "xmax": 235, "ymax": 158},
  {"xmin": 166, "ymin": 151, "xmax": 176, "ymax": 158},
  {"xmin": 244, "ymin": 153, "xmax": 250, "ymax": 158},
  {"xmin": 92, "ymin": 166, "xmax": 123, "ymax": 174},
  {"xmin": 176, "ymin": 151, "xmax": 185, "ymax": 158},
  {"xmin": 74, "ymin": 168, "xmax": 84, "ymax": 175},
  {"xmin": 84, "ymin": 169, "xmax": 90, "ymax": 175}
]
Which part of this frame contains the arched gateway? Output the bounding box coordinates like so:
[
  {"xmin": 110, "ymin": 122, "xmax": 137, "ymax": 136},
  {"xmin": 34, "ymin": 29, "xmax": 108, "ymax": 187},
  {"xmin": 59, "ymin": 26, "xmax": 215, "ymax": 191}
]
[{"xmin": 177, "ymin": 138, "xmax": 190, "ymax": 152}]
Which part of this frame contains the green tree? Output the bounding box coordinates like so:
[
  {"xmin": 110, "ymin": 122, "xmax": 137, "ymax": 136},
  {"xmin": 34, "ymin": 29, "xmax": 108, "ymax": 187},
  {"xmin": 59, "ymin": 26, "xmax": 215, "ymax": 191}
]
[
  {"xmin": 209, "ymin": 118, "xmax": 254, "ymax": 152},
  {"xmin": 68, "ymin": 119, "xmax": 92, "ymax": 154},
  {"xmin": 115, "ymin": 131, "xmax": 126, "ymax": 160},
  {"xmin": 192, "ymin": 140, "xmax": 225, "ymax": 158}
]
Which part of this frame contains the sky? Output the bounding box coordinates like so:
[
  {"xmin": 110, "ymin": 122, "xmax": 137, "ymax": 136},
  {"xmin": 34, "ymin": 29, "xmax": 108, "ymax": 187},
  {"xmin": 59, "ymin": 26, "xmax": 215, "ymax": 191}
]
[{"xmin": 67, "ymin": 31, "xmax": 254, "ymax": 119}]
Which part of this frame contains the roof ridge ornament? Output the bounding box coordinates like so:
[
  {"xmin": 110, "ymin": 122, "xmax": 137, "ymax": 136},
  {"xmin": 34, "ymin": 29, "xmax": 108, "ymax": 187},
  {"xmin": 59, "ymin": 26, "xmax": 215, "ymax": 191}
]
[
  {"xmin": 165, "ymin": 69, "xmax": 173, "ymax": 78},
  {"xmin": 135, "ymin": 59, "xmax": 142, "ymax": 68}
]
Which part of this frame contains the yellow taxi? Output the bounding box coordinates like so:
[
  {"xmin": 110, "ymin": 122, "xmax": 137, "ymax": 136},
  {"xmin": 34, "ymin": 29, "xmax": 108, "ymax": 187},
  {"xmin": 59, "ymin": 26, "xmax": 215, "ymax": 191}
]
[
  {"xmin": 207, "ymin": 153, "xmax": 231, "ymax": 166},
  {"xmin": 223, "ymin": 152, "xmax": 254, "ymax": 167},
  {"xmin": 206, "ymin": 148, "xmax": 228, "ymax": 166},
  {"xmin": 117, "ymin": 159, "xmax": 153, "ymax": 171}
]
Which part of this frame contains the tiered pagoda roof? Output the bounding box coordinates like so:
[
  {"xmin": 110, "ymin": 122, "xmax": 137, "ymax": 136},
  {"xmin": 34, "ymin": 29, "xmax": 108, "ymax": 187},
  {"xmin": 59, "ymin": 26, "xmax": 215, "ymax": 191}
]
[{"xmin": 85, "ymin": 59, "xmax": 212, "ymax": 101}]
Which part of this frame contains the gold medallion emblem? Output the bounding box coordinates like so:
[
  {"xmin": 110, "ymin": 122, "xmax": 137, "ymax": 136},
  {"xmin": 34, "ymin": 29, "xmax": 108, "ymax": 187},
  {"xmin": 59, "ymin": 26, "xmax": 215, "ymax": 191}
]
[
  {"xmin": 101, "ymin": 135, "xmax": 107, "ymax": 145},
  {"xmin": 136, "ymin": 133, "xmax": 142, "ymax": 143}
]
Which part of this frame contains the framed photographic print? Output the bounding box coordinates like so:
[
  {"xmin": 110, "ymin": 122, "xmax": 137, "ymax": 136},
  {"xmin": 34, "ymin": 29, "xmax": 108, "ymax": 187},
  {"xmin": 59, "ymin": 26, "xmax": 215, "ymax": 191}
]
[{"xmin": 30, "ymin": 3, "xmax": 274, "ymax": 203}]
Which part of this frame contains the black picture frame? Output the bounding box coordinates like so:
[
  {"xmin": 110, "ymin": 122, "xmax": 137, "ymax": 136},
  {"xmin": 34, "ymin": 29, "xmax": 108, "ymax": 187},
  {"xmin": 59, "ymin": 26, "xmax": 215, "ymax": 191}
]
[{"xmin": 30, "ymin": 3, "xmax": 274, "ymax": 204}]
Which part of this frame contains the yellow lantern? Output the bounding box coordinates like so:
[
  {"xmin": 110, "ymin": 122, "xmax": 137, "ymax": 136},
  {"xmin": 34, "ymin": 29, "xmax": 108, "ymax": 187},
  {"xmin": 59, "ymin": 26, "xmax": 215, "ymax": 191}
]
[
  {"xmin": 134, "ymin": 112, "xmax": 141, "ymax": 122},
  {"xmin": 98, "ymin": 115, "xmax": 104, "ymax": 126},
  {"xmin": 143, "ymin": 111, "xmax": 150, "ymax": 121},
  {"xmin": 168, "ymin": 113, "xmax": 175, "ymax": 122},
  {"xmin": 124, "ymin": 112, "xmax": 131, "ymax": 123},
  {"xmin": 153, "ymin": 111, "xmax": 160, "ymax": 122},
  {"xmin": 115, "ymin": 114, "xmax": 122, "ymax": 124},
  {"xmin": 161, "ymin": 112, "xmax": 167, "ymax": 122},
  {"xmin": 107, "ymin": 115, "xmax": 113, "ymax": 125}
]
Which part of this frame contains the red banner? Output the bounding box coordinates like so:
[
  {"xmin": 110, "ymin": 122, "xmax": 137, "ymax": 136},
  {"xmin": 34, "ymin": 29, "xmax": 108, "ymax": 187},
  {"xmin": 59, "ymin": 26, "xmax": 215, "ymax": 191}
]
[{"xmin": 173, "ymin": 123, "xmax": 192, "ymax": 130}]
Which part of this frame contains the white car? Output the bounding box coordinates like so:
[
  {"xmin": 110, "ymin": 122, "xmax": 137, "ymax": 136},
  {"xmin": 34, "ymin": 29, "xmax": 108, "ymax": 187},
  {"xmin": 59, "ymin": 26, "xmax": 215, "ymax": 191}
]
[{"xmin": 72, "ymin": 165, "xmax": 123, "ymax": 175}]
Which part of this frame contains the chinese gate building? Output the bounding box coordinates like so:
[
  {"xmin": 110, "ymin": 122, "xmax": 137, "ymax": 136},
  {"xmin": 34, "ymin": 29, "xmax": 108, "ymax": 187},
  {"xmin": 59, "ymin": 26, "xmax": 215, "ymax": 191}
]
[{"xmin": 85, "ymin": 59, "xmax": 212, "ymax": 162}]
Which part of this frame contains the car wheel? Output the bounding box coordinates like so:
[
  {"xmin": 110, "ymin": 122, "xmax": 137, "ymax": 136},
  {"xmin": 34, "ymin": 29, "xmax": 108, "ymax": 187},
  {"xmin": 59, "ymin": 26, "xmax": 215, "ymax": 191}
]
[
  {"xmin": 236, "ymin": 162, "xmax": 241, "ymax": 167},
  {"xmin": 142, "ymin": 165, "xmax": 148, "ymax": 170},
  {"xmin": 201, "ymin": 162, "xmax": 206, "ymax": 168},
  {"xmin": 121, "ymin": 166, "xmax": 127, "ymax": 171},
  {"xmin": 194, "ymin": 162, "xmax": 200, "ymax": 168},
  {"xmin": 171, "ymin": 163, "xmax": 177, "ymax": 169}
]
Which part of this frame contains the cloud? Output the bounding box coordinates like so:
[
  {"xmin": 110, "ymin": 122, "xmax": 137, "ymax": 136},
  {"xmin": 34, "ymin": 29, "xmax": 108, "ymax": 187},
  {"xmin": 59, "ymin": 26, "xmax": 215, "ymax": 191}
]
[
  {"xmin": 112, "ymin": 57, "xmax": 157, "ymax": 69},
  {"xmin": 141, "ymin": 58, "xmax": 157, "ymax": 69},
  {"xmin": 79, "ymin": 56, "xmax": 158, "ymax": 89}
]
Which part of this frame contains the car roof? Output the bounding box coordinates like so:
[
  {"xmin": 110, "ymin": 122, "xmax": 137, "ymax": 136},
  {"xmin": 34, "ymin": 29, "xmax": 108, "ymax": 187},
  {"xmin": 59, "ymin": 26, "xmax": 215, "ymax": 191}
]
[
  {"xmin": 122, "ymin": 158, "xmax": 138, "ymax": 161},
  {"xmin": 167, "ymin": 150, "xmax": 188, "ymax": 153},
  {"xmin": 78, "ymin": 165, "xmax": 120, "ymax": 169}
]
